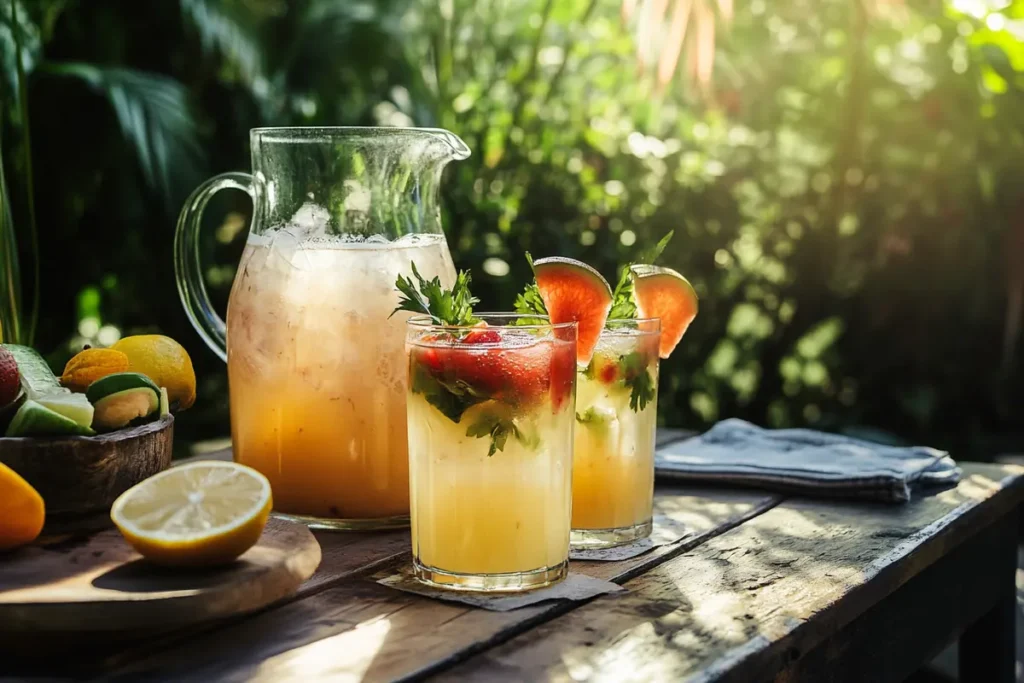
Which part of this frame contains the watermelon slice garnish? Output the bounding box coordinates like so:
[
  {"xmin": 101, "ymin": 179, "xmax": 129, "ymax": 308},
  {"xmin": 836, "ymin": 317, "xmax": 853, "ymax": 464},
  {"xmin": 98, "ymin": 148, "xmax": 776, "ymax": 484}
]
[
  {"xmin": 533, "ymin": 257, "xmax": 613, "ymax": 365},
  {"xmin": 629, "ymin": 264, "xmax": 698, "ymax": 359}
]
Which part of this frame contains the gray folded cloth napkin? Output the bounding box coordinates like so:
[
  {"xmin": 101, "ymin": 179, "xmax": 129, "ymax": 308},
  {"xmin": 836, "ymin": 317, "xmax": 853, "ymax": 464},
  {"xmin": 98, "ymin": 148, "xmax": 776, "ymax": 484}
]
[{"xmin": 655, "ymin": 419, "xmax": 960, "ymax": 503}]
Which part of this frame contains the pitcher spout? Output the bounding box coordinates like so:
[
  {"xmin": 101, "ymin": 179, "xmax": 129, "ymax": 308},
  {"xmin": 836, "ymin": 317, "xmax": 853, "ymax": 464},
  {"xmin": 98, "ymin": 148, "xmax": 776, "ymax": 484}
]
[{"xmin": 426, "ymin": 128, "xmax": 471, "ymax": 162}]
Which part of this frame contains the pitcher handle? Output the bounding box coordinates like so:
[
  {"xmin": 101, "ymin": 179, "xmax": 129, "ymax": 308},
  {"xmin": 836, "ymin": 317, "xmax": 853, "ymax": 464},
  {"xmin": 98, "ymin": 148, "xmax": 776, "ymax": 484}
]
[{"xmin": 174, "ymin": 172, "xmax": 255, "ymax": 362}]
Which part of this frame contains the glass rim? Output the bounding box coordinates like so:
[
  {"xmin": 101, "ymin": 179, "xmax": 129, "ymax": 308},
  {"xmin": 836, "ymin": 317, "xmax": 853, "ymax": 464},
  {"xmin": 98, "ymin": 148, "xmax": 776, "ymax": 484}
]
[
  {"xmin": 406, "ymin": 313, "xmax": 577, "ymax": 332},
  {"xmin": 603, "ymin": 317, "xmax": 661, "ymax": 336},
  {"xmin": 251, "ymin": 126, "xmax": 460, "ymax": 140},
  {"xmin": 249, "ymin": 127, "xmax": 471, "ymax": 160}
]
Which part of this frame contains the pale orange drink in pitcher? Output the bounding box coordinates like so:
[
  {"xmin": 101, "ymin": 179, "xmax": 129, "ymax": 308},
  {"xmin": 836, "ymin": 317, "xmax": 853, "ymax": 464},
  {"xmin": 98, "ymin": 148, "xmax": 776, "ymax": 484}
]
[{"xmin": 175, "ymin": 127, "xmax": 470, "ymax": 529}]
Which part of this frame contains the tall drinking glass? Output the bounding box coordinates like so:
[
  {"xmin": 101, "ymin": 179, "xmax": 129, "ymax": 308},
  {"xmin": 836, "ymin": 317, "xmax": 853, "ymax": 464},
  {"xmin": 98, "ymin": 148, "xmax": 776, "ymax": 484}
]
[
  {"xmin": 405, "ymin": 314, "xmax": 577, "ymax": 591},
  {"xmin": 571, "ymin": 318, "xmax": 661, "ymax": 548},
  {"xmin": 175, "ymin": 127, "xmax": 470, "ymax": 530}
]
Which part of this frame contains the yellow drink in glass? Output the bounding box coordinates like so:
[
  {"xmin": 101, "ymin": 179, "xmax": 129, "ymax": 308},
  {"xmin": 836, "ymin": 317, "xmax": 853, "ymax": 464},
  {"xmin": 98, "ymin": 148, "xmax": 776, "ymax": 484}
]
[
  {"xmin": 571, "ymin": 319, "xmax": 661, "ymax": 548},
  {"xmin": 406, "ymin": 315, "xmax": 577, "ymax": 591},
  {"xmin": 227, "ymin": 233, "xmax": 455, "ymax": 528}
]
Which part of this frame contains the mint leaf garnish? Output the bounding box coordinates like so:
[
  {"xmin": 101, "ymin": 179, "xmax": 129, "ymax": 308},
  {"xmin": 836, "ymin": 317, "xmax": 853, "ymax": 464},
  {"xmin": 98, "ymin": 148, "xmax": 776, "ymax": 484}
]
[
  {"xmin": 466, "ymin": 410, "xmax": 539, "ymax": 456},
  {"xmin": 393, "ymin": 262, "xmax": 479, "ymax": 326},
  {"xmin": 410, "ymin": 362, "xmax": 488, "ymax": 423},
  {"xmin": 639, "ymin": 229, "xmax": 675, "ymax": 265},
  {"xmin": 609, "ymin": 230, "xmax": 674, "ymax": 320},
  {"xmin": 609, "ymin": 268, "xmax": 638, "ymax": 319}
]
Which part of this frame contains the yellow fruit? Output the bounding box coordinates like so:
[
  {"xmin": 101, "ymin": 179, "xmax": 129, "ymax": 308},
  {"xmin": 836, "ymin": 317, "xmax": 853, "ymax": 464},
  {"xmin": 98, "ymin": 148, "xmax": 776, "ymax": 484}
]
[
  {"xmin": 61, "ymin": 348, "xmax": 131, "ymax": 392},
  {"xmin": 0, "ymin": 462, "xmax": 45, "ymax": 550},
  {"xmin": 111, "ymin": 462, "xmax": 272, "ymax": 567},
  {"xmin": 111, "ymin": 335, "xmax": 196, "ymax": 410}
]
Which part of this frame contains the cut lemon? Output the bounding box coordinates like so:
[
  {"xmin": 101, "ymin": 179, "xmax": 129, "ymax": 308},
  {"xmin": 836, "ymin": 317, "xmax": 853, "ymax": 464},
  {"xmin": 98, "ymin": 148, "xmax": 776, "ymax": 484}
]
[{"xmin": 111, "ymin": 462, "xmax": 272, "ymax": 567}]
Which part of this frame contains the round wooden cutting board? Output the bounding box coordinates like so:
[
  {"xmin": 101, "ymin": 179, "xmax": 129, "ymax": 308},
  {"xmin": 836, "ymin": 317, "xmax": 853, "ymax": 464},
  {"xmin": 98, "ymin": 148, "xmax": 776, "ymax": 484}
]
[{"xmin": 0, "ymin": 517, "xmax": 321, "ymax": 635}]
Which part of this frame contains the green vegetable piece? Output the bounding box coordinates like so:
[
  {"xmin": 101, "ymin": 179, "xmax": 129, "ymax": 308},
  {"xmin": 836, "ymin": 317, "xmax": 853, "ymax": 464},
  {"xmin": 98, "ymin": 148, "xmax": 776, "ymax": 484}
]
[
  {"xmin": 5, "ymin": 400, "xmax": 96, "ymax": 437},
  {"xmin": 87, "ymin": 373, "xmax": 161, "ymax": 431}
]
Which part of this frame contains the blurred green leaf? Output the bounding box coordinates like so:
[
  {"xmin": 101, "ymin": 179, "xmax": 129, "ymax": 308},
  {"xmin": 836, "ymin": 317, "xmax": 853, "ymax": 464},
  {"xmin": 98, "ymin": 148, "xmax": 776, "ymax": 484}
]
[
  {"xmin": 0, "ymin": 135, "xmax": 22, "ymax": 344},
  {"xmin": 0, "ymin": 0, "xmax": 39, "ymax": 111},
  {"xmin": 181, "ymin": 0, "xmax": 265, "ymax": 94},
  {"xmin": 40, "ymin": 63, "xmax": 205, "ymax": 207}
]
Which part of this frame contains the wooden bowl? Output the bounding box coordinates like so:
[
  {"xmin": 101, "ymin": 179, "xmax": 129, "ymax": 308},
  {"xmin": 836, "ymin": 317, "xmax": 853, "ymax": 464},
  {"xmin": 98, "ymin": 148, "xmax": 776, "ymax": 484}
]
[{"xmin": 0, "ymin": 416, "xmax": 174, "ymax": 530}]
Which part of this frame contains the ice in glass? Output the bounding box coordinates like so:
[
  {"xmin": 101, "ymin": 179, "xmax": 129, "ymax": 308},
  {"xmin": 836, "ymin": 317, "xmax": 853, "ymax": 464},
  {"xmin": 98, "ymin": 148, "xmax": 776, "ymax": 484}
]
[
  {"xmin": 228, "ymin": 228, "xmax": 455, "ymax": 524},
  {"xmin": 405, "ymin": 315, "xmax": 577, "ymax": 591}
]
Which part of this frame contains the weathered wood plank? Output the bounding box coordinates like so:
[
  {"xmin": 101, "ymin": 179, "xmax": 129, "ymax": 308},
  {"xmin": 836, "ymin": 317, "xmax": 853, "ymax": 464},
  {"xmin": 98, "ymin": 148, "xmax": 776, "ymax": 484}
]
[
  {"xmin": 100, "ymin": 486, "xmax": 781, "ymax": 682},
  {"xmin": 438, "ymin": 463, "xmax": 1024, "ymax": 682},
  {"xmin": 171, "ymin": 447, "xmax": 413, "ymax": 596},
  {"xmin": 775, "ymin": 513, "xmax": 1017, "ymax": 683}
]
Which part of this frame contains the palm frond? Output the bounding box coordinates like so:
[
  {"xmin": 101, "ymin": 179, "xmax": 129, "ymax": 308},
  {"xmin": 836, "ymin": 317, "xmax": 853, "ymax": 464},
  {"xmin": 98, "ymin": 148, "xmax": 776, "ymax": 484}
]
[
  {"xmin": 41, "ymin": 63, "xmax": 205, "ymax": 207},
  {"xmin": 180, "ymin": 0, "xmax": 265, "ymax": 94},
  {"xmin": 0, "ymin": 0, "xmax": 40, "ymax": 109},
  {"xmin": 626, "ymin": 0, "xmax": 729, "ymax": 91},
  {"xmin": 0, "ymin": 128, "xmax": 23, "ymax": 344}
]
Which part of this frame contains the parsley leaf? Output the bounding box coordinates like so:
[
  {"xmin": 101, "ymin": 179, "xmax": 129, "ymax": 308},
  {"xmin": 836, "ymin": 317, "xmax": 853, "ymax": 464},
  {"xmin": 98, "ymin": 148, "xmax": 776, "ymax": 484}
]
[
  {"xmin": 410, "ymin": 362, "xmax": 489, "ymax": 423},
  {"xmin": 513, "ymin": 283, "xmax": 547, "ymax": 317},
  {"xmin": 608, "ymin": 230, "xmax": 674, "ymax": 320},
  {"xmin": 628, "ymin": 368, "xmax": 656, "ymax": 412},
  {"xmin": 465, "ymin": 410, "xmax": 539, "ymax": 456},
  {"xmin": 513, "ymin": 252, "xmax": 550, "ymax": 325},
  {"xmin": 392, "ymin": 262, "xmax": 479, "ymax": 326},
  {"xmin": 619, "ymin": 351, "xmax": 657, "ymax": 412}
]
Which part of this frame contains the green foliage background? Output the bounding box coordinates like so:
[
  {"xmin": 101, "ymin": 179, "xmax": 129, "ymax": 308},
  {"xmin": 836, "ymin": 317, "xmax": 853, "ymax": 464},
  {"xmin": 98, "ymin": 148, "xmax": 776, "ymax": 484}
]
[{"xmin": 2, "ymin": 0, "xmax": 1023, "ymax": 457}]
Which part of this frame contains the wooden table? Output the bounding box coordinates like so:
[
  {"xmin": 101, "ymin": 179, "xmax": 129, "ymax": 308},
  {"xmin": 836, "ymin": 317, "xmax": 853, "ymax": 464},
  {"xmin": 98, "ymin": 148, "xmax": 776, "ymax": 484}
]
[{"xmin": 6, "ymin": 431, "xmax": 1023, "ymax": 683}]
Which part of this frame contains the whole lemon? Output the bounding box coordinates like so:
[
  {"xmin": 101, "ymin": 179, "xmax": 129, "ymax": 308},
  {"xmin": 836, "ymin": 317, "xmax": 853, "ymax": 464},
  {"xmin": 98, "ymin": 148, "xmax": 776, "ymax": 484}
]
[
  {"xmin": 111, "ymin": 335, "xmax": 196, "ymax": 410},
  {"xmin": 0, "ymin": 462, "xmax": 45, "ymax": 550}
]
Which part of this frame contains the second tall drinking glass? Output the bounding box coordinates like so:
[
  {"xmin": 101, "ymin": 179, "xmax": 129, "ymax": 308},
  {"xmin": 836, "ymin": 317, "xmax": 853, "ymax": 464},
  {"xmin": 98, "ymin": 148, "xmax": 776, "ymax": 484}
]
[{"xmin": 571, "ymin": 318, "xmax": 661, "ymax": 548}]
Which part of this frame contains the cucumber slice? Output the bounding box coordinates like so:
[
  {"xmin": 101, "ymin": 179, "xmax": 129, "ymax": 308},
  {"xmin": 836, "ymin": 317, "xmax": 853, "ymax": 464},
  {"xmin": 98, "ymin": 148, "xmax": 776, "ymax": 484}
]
[
  {"xmin": 5, "ymin": 400, "xmax": 96, "ymax": 437},
  {"xmin": 3, "ymin": 344, "xmax": 95, "ymax": 428},
  {"xmin": 3, "ymin": 344, "xmax": 63, "ymax": 399},
  {"xmin": 159, "ymin": 387, "xmax": 170, "ymax": 418},
  {"xmin": 38, "ymin": 392, "xmax": 95, "ymax": 428}
]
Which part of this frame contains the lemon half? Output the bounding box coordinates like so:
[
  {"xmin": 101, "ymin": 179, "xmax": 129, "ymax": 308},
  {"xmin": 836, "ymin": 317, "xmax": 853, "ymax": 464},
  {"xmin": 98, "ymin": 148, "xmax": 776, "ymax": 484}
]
[{"xmin": 111, "ymin": 462, "xmax": 272, "ymax": 567}]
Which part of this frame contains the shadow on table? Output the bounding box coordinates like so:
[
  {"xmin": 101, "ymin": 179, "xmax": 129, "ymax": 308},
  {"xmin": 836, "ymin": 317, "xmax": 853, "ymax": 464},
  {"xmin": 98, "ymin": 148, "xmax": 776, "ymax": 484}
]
[{"xmin": 10, "ymin": 473, "xmax": 1013, "ymax": 682}]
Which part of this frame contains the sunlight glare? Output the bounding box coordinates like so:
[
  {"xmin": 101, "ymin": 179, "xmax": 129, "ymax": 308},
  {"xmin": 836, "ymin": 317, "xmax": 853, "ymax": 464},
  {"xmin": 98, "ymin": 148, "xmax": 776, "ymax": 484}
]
[{"xmin": 260, "ymin": 616, "xmax": 392, "ymax": 682}]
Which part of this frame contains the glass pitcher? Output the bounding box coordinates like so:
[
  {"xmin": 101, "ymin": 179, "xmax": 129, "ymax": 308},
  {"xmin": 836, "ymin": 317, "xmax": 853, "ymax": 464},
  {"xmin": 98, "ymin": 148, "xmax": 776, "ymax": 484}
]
[{"xmin": 174, "ymin": 127, "xmax": 469, "ymax": 530}]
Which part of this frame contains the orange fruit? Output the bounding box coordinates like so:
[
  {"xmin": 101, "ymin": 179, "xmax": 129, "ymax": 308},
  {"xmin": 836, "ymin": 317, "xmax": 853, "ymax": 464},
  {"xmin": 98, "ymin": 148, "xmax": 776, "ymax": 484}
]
[
  {"xmin": 0, "ymin": 462, "xmax": 45, "ymax": 550},
  {"xmin": 61, "ymin": 348, "xmax": 131, "ymax": 393}
]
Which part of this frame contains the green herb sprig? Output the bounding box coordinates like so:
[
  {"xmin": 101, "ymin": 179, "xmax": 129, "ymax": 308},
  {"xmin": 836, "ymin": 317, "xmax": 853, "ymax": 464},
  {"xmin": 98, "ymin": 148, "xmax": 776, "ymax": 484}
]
[
  {"xmin": 466, "ymin": 410, "xmax": 539, "ymax": 457},
  {"xmin": 392, "ymin": 262, "xmax": 479, "ymax": 326},
  {"xmin": 512, "ymin": 252, "xmax": 549, "ymax": 324}
]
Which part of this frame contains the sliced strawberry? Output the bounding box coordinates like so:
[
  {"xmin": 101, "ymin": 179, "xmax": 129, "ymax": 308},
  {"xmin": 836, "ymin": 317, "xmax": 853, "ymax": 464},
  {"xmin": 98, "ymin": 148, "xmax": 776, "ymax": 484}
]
[
  {"xmin": 462, "ymin": 329, "xmax": 501, "ymax": 344},
  {"xmin": 410, "ymin": 335, "xmax": 573, "ymax": 411},
  {"xmin": 598, "ymin": 359, "xmax": 619, "ymax": 384}
]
